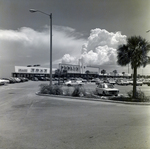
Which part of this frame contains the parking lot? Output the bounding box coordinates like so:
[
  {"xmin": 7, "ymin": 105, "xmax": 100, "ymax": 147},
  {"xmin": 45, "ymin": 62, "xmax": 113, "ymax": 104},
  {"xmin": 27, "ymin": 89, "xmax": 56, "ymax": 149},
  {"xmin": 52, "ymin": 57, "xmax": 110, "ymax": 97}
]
[
  {"xmin": 1, "ymin": 80, "xmax": 150, "ymax": 98},
  {"xmin": 0, "ymin": 80, "xmax": 150, "ymax": 149}
]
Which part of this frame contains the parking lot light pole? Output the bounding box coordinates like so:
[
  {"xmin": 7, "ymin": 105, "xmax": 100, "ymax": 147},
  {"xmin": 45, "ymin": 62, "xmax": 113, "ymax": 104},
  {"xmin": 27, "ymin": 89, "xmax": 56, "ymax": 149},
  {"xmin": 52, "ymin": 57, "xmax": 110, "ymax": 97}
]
[{"xmin": 29, "ymin": 9, "xmax": 52, "ymax": 86}]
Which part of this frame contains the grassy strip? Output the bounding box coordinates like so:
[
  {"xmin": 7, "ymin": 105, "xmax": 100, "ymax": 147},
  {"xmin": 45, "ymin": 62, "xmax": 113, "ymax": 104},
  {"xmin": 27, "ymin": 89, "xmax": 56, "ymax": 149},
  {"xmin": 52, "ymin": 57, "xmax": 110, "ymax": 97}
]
[{"xmin": 39, "ymin": 84, "xmax": 150, "ymax": 102}]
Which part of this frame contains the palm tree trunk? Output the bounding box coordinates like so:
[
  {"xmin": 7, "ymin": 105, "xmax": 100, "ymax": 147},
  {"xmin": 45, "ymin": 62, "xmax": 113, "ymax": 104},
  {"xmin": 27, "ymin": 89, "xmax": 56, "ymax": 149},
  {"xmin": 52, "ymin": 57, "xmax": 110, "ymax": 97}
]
[{"xmin": 133, "ymin": 66, "xmax": 137, "ymax": 99}]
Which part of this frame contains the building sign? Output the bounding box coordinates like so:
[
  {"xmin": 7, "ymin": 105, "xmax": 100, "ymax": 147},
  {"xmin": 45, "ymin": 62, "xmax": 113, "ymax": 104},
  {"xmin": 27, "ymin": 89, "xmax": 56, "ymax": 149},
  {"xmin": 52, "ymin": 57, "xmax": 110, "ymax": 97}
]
[
  {"xmin": 59, "ymin": 63, "xmax": 80, "ymax": 73},
  {"xmin": 15, "ymin": 66, "xmax": 50, "ymax": 74},
  {"xmin": 18, "ymin": 69, "xmax": 28, "ymax": 73}
]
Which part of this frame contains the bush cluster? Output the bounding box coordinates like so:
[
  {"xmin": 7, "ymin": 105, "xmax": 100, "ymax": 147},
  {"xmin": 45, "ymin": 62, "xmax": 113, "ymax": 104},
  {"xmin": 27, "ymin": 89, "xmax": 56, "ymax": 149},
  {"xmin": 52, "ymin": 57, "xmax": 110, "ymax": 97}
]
[
  {"xmin": 39, "ymin": 84, "xmax": 63, "ymax": 95},
  {"xmin": 39, "ymin": 84, "xmax": 150, "ymax": 102},
  {"xmin": 127, "ymin": 90, "xmax": 150, "ymax": 102},
  {"xmin": 72, "ymin": 86, "xmax": 85, "ymax": 97},
  {"xmin": 39, "ymin": 84, "xmax": 94, "ymax": 98}
]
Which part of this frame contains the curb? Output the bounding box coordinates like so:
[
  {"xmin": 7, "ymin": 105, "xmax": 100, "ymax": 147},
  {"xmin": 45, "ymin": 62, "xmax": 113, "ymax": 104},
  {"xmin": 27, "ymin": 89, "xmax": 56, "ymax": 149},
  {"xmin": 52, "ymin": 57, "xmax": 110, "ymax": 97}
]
[{"xmin": 35, "ymin": 92, "xmax": 150, "ymax": 106}]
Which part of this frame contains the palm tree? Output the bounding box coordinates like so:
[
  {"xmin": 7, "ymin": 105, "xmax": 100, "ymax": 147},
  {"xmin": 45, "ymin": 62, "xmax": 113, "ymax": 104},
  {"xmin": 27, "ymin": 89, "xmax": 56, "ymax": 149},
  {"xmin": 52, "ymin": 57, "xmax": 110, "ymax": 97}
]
[
  {"xmin": 101, "ymin": 69, "xmax": 106, "ymax": 77},
  {"xmin": 117, "ymin": 36, "xmax": 150, "ymax": 99},
  {"xmin": 122, "ymin": 72, "xmax": 125, "ymax": 78},
  {"xmin": 113, "ymin": 70, "xmax": 117, "ymax": 76}
]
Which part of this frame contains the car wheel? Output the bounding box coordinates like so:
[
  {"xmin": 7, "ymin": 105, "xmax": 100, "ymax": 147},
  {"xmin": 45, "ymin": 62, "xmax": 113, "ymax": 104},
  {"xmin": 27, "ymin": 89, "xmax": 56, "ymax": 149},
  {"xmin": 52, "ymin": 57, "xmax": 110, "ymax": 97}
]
[
  {"xmin": 96, "ymin": 89, "xmax": 99, "ymax": 95},
  {"xmin": 103, "ymin": 91, "xmax": 106, "ymax": 96},
  {"xmin": 67, "ymin": 84, "xmax": 71, "ymax": 87}
]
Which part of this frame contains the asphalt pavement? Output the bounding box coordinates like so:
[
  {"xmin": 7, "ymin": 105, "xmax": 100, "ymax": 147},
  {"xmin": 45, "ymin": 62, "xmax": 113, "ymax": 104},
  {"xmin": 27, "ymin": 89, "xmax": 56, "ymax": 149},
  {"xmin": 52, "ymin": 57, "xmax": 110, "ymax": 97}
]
[{"xmin": 0, "ymin": 81, "xmax": 150, "ymax": 149}]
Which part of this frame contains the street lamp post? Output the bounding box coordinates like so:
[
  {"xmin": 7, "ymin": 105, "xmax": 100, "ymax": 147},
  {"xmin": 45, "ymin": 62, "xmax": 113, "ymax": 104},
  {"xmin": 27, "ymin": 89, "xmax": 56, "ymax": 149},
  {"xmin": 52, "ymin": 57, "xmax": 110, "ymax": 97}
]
[{"xmin": 29, "ymin": 9, "xmax": 52, "ymax": 86}]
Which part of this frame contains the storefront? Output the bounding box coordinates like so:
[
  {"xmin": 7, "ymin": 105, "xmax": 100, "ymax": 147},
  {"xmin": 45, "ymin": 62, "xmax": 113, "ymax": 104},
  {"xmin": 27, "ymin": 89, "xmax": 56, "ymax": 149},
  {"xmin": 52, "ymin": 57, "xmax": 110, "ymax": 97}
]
[{"xmin": 12, "ymin": 66, "xmax": 53, "ymax": 79}]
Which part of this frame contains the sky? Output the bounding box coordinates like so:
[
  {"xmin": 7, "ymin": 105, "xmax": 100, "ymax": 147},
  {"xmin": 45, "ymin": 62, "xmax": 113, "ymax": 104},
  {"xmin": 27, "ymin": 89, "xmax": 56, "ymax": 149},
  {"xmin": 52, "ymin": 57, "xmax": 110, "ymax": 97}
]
[{"xmin": 0, "ymin": 0, "xmax": 150, "ymax": 77}]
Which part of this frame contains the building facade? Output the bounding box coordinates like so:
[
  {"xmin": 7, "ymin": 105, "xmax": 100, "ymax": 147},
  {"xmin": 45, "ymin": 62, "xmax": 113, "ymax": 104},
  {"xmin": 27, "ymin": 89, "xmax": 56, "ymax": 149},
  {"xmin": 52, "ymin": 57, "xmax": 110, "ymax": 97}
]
[
  {"xmin": 12, "ymin": 66, "xmax": 53, "ymax": 79},
  {"xmin": 12, "ymin": 65, "xmax": 131, "ymax": 79}
]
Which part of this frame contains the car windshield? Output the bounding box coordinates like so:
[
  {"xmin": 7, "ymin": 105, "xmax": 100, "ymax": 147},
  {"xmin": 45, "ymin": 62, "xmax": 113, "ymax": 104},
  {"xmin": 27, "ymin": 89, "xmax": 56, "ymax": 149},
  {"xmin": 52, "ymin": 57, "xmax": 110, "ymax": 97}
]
[{"xmin": 104, "ymin": 84, "xmax": 114, "ymax": 88}]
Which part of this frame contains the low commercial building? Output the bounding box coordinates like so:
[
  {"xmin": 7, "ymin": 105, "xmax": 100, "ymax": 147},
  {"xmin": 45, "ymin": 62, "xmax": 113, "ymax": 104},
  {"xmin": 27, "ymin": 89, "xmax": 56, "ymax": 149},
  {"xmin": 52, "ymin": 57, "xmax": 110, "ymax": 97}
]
[
  {"xmin": 12, "ymin": 66, "xmax": 54, "ymax": 79},
  {"xmin": 12, "ymin": 64, "xmax": 131, "ymax": 79}
]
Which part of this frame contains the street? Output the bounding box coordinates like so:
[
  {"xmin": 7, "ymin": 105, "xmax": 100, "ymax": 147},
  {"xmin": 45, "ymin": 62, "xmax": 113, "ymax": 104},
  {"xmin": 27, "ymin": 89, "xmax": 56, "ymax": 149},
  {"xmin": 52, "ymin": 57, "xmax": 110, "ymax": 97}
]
[{"xmin": 0, "ymin": 81, "xmax": 150, "ymax": 149}]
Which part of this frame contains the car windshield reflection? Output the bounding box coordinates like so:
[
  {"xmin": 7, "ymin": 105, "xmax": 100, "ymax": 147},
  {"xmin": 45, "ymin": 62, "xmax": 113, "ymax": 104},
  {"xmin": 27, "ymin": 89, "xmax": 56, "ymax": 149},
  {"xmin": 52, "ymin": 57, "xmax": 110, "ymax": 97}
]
[{"xmin": 105, "ymin": 84, "xmax": 114, "ymax": 88}]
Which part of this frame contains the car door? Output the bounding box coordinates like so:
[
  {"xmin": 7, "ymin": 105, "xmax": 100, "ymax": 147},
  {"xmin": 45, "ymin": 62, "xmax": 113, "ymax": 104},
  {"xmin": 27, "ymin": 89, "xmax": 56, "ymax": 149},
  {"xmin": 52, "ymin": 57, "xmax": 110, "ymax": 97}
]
[{"xmin": 97, "ymin": 84, "xmax": 103, "ymax": 94}]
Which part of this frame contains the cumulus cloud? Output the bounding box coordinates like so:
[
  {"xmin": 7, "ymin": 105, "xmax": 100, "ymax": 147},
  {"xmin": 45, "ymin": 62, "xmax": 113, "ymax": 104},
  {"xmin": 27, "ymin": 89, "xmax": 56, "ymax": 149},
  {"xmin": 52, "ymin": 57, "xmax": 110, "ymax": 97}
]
[
  {"xmin": 0, "ymin": 26, "xmax": 128, "ymax": 77},
  {"xmin": 0, "ymin": 26, "xmax": 86, "ymax": 77},
  {"xmin": 60, "ymin": 28, "xmax": 127, "ymax": 67},
  {"xmin": 80, "ymin": 28, "xmax": 127, "ymax": 66},
  {"xmin": 61, "ymin": 54, "xmax": 78, "ymax": 64}
]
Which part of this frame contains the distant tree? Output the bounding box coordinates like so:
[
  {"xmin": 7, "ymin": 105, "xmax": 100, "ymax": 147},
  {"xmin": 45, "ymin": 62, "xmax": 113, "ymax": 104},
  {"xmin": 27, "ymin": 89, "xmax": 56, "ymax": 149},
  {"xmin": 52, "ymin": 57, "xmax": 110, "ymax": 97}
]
[
  {"xmin": 101, "ymin": 69, "xmax": 106, "ymax": 76},
  {"xmin": 117, "ymin": 36, "xmax": 150, "ymax": 99},
  {"xmin": 122, "ymin": 72, "xmax": 125, "ymax": 77},
  {"xmin": 85, "ymin": 70, "xmax": 90, "ymax": 81},
  {"xmin": 113, "ymin": 70, "xmax": 117, "ymax": 76},
  {"xmin": 85, "ymin": 70, "xmax": 90, "ymax": 74}
]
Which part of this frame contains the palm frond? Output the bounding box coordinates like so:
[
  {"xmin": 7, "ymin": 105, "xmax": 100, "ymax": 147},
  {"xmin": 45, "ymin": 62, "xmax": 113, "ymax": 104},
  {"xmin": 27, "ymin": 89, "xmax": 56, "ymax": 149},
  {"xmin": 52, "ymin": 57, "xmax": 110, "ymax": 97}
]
[{"xmin": 117, "ymin": 44, "xmax": 130, "ymax": 66}]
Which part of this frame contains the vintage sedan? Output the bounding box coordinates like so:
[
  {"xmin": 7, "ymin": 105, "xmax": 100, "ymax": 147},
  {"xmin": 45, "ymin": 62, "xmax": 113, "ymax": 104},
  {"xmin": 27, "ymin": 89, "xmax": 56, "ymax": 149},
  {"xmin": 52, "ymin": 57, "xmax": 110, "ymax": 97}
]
[
  {"xmin": 96, "ymin": 83, "xmax": 119, "ymax": 96},
  {"xmin": 65, "ymin": 80, "xmax": 84, "ymax": 86}
]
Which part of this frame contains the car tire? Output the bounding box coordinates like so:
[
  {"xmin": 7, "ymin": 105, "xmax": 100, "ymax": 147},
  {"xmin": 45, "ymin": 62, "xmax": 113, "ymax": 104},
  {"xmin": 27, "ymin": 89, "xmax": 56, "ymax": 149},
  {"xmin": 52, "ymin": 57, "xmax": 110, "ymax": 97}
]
[{"xmin": 103, "ymin": 91, "xmax": 106, "ymax": 96}]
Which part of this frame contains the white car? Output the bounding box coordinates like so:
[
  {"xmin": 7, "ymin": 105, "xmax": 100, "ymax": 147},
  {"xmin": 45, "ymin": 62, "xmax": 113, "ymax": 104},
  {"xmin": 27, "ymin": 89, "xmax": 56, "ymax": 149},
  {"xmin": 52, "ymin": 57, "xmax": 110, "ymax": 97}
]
[
  {"xmin": 0, "ymin": 79, "xmax": 10, "ymax": 85},
  {"xmin": 65, "ymin": 80, "xmax": 84, "ymax": 86},
  {"xmin": 128, "ymin": 79, "xmax": 143, "ymax": 86},
  {"xmin": 108, "ymin": 79, "xmax": 116, "ymax": 85},
  {"xmin": 136, "ymin": 80, "xmax": 143, "ymax": 86},
  {"xmin": 116, "ymin": 79, "xmax": 129, "ymax": 85},
  {"xmin": 96, "ymin": 83, "xmax": 119, "ymax": 96},
  {"xmin": 128, "ymin": 79, "xmax": 133, "ymax": 85}
]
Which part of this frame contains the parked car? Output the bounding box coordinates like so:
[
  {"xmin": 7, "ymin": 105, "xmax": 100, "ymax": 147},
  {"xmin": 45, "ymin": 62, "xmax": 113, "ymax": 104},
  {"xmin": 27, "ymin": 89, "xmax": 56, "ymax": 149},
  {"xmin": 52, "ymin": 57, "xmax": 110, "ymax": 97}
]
[
  {"xmin": 143, "ymin": 79, "xmax": 149, "ymax": 84},
  {"xmin": 14, "ymin": 77, "xmax": 22, "ymax": 83},
  {"xmin": 0, "ymin": 78, "xmax": 10, "ymax": 85},
  {"xmin": 31, "ymin": 77, "xmax": 39, "ymax": 81},
  {"xmin": 108, "ymin": 79, "xmax": 116, "ymax": 85},
  {"xmin": 8, "ymin": 77, "xmax": 17, "ymax": 83},
  {"xmin": 95, "ymin": 79, "xmax": 103, "ymax": 85},
  {"xmin": 128, "ymin": 79, "xmax": 133, "ymax": 85},
  {"xmin": 143, "ymin": 79, "xmax": 150, "ymax": 85},
  {"xmin": 116, "ymin": 79, "xmax": 129, "ymax": 85},
  {"xmin": 96, "ymin": 83, "xmax": 119, "ymax": 96},
  {"xmin": 136, "ymin": 79, "xmax": 143, "ymax": 86},
  {"xmin": 2, "ymin": 78, "xmax": 14, "ymax": 83},
  {"xmin": 65, "ymin": 80, "xmax": 84, "ymax": 86},
  {"xmin": 128, "ymin": 79, "xmax": 143, "ymax": 86},
  {"xmin": 147, "ymin": 82, "xmax": 150, "ymax": 86}
]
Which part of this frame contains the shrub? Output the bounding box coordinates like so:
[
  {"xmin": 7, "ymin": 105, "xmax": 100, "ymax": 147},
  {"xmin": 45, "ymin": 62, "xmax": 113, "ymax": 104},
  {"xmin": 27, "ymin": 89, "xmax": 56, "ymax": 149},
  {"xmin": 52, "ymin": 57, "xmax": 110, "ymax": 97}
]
[
  {"xmin": 127, "ymin": 90, "xmax": 150, "ymax": 102},
  {"xmin": 52, "ymin": 85, "xmax": 63, "ymax": 95},
  {"xmin": 72, "ymin": 86, "xmax": 85, "ymax": 97},
  {"xmin": 63, "ymin": 87, "xmax": 72, "ymax": 96},
  {"xmin": 39, "ymin": 84, "xmax": 97, "ymax": 98},
  {"xmin": 39, "ymin": 84, "xmax": 63, "ymax": 95}
]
